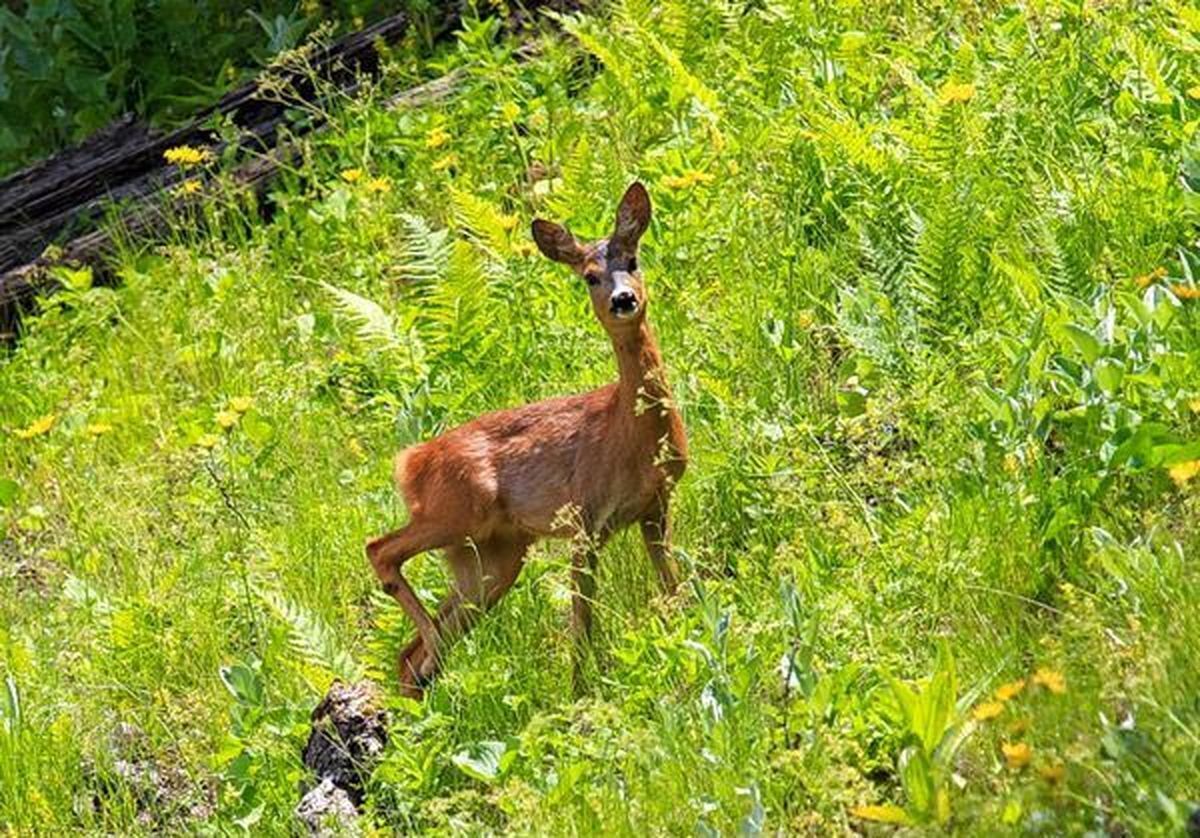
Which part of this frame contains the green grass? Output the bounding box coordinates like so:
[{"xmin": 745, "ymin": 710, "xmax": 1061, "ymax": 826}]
[{"xmin": 2, "ymin": 1, "xmax": 1200, "ymax": 833}]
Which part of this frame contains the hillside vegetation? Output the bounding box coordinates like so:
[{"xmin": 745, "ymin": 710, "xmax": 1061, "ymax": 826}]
[{"xmin": 2, "ymin": 1, "xmax": 1199, "ymax": 833}]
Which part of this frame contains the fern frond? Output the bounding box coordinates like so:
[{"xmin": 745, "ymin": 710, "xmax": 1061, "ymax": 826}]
[
  {"xmin": 449, "ymin": 187, "xmax": 516, "ymax": 258},
  {"xmin": 393, "ymin": 212, "xmax": 451, "ymax": 284},
  {"xmin": 321, "ymin": 281, "xmax": 398, "ymax": 351},
  {"xmin": 257, "ymin": 585, "xmax": 362, "ymax": 687}
]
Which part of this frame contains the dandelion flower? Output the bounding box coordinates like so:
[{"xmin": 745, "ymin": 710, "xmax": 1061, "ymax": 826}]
[
  {"xmin": 340, "ymin": 168, "xmax": 364, "ymax": 184},
  {"xmin": 13, "ymin": 414, "xmax": 57, "ymax": 439},
  {"xmin": 425, "ymin": 126, "xmax": 452, "ymax": 149},
  {"xmin": 972, "ymin": 701, "xmax": 1005, "ymax": 721},
  {"xmin": 1001, "ymin": 741, "xmax": 1032, "ymax": 769},
  {"xmin": 85, "ymin": 422, "xmax": 114, "ymax": 436},
  {"xmin": 1168, "ymin": 459, "xmax": 1200, "ymax": 487},
  {"xmin": 175, "ymin": 179, "xmax": 202, "ymax": 196},
  {"xmin": 365, "ymin": 176, "xmax": 391, "ymax": 194},
  {"xmin": 163, "ymin": 145, "xmax": 210, "ymax": 167},
  {"xmin": 1032, "ymin": 668, "xmax": 1067, "ymax": 695},
  {"xmin": 432, "ymin": 153, "xmax": 458, "ymax": 173},
  {"xmin": 215, "ymin": 410, "xmax": 240, "ymax": 430},
  {"xmin": 662, "ymin": 170, "xmax": 715, "ymax": 190},
  {"xmin": 1038, "ymin": 761, "xmax": 1065, "ymax": 785},
  {"xmin": 939, "ymin": 82, "xmax": 976, "ymax": 105},
  {"xmin": 229, "ymin": 396, "xmax": 254, "ymax": 414},
  {"xmin": 995, "ymin": 678, "xmax": 1026, "ymax": 702},
  {"xmin": 1133, "ymin": 267, "xmax": 1166, "ymax": 288},
  {"xmin": 196, "ymin": 433, "xmax": 221, "ymax": 450}
]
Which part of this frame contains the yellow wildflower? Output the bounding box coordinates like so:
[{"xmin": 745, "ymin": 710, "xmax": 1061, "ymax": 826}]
[
  {"xmin": 1031, "ymin": 668, "xmax": 1067, "ymax": 695},
  {"xmin": 1170, "ymin": 284, "xmax": 1200, "ymax": 300},
  {"xmin": 1189, "ymin": 399, "xmax": 1200, "ymax": 414},
  {"xmin": 340, "ymin": 168, "xmax": 363, "ymax": 184},
  {"xmin": 432, "ymin": 153, "xmax": 458, "ymax": 173},
  {"xmin": 215, "ymin": 410, "xmax": 240, "ymax": 430},
  {"xmin": 662, "ymin": 170, "xmax": 715, "ymax": 190},
  {"xmin": 849, "ymin": 805, "xmax": 910, "ymax": 824},
  {"xmin": 1038, "ymin": 761, "xmax": 1065, "ymax": 785},
  {"xmin": 175, "ymin": 179, "xmax": 202, "ymax": 196},
  {"xmin": 1189, "ymin": 85, "xmax": 1200, "ymax": 100},
  {"xmin": 85, "ymin": 423, "xmax": 114, "ymax": 436},
  {"xmin": 1134, "ymin": 266, "xmax": 1167, "ymax": 288},
  {"xmin": 995, "ymin": 678, "xmax": 1026, "ymax": 702},
  {"xmin": 939, "ymin": 82, "xmax": 976, "ymax": 105},
  {"xmin": 1001, "ymin": 741, "xmax": 1032, "ymax": 769},
  {"xmin": 13, "ymin": 414, "xmax": 57, "ymax": 439},
  {"xmin": 229, "ymin": 396, "xmax": 254, "ymax": 414},
  {"xmin": 1168, "ymin": 459, "xmax": 1200, "ymax": 486},
  {"xmin": 365, "ymin": 176, "xmax": 391, "ymax": 194},
  {"xmin": 500, "ymin": 101, "xmax": 521, "ymax": 123},
  {"xmin": 163, "ymin": 145, "xmax": 210, "ymax": 167},
  {"xmin": 196, "ymin": 433, "xmax": 221, "ymax": 450},
  {"xmin": 425, "ymin": 126, "xmax": 452, "ymax": 149},
  {"xmin": 972, "ymin": 701, "xmax": 1005, "ymax": 721}
]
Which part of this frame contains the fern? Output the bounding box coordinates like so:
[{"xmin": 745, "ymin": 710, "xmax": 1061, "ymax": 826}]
[
  {"xmin": 393, "ymin": 212, "xmax": 451, "ymax": 284},
  {"xmin": 321, "ymin": 281, "xmax": 399, "ymax": 351},
  {"xmin": 257, "ymin": 585, "xmax": 362, "ymax": 686},
  {"xmin": 449, "ymin": 187, "xmax": 516, "ymax": 258}
]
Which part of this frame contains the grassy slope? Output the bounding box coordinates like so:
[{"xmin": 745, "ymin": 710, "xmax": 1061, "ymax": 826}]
[{"xmin": 2, "ymin": 1, "xmax": 1199, "ymax": 833}]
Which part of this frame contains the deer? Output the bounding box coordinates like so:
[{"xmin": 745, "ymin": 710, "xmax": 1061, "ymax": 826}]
[{"xmin": 364, "ymin": 182, "xmax": 687, "ymax": 698}]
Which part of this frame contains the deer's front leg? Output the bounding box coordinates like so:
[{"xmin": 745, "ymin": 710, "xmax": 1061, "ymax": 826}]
[
  {"xmin": 570, "ymin": 539, "xmax": 599, "ymax": 691},
  {"xmin": 640, "ymin": 499, "xmax": 679, "ymax": 594}
]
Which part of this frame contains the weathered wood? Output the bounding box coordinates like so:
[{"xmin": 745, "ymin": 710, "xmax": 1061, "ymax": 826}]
[{"xmin": 0, "ymin": 2, "xmax": 579, "ymax": 339}]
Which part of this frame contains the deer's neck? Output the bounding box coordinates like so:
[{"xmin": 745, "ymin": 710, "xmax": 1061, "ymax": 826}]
[{"xmin": 611, "ymin": 320, "xmax": 673, "ymax": 417}]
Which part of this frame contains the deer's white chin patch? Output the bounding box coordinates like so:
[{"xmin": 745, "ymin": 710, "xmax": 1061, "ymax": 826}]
[{"xmin": 610, "ymin": 306, "xmax": 640, "ymax": 320}]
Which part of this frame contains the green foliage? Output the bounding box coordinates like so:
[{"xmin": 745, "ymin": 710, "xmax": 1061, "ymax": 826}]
[
  {"xmin": 0, "ymin": 0, "xmax": 401, "ymax": 175},
  {"xmin": 2, "ymin": 0, "xmax": 1200, "ymax": 833}
]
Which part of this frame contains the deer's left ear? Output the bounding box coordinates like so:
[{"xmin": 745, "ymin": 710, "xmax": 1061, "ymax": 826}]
[{"xmin": 611, "ymin": 181, "xmax": 651, "ymax": 254}]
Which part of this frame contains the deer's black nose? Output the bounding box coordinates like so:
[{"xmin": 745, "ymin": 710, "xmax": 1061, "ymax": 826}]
[{"xmin": 611, "ymin": 290, "xmax": 638, "ymax": 314}]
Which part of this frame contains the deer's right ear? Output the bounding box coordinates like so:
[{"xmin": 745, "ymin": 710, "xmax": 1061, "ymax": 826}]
[{"xmin": 532, "ymin": 219, "xmax": 585, "ymax": 267}]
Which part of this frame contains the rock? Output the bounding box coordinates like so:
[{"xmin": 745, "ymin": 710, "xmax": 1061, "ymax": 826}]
[{"xmin": 297, "ymin": 681, "xmax": 388, "ymax": 833}]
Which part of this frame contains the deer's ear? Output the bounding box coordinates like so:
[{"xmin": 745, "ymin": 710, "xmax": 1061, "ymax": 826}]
[
  {"xmin": 611, "ymin": 182, "xmax": 651, "ymax": 254},
  {"xmin": 532, "ymin": 219, "xmax": 585, "ymax": 266}
]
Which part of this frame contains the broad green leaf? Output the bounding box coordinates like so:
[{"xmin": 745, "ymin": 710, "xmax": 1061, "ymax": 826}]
[
  {"xmin": 451, "ymin": 740, "xmax": 508, "ymax": 784},
  {"xmin": 1061, "ymin": 324, "xmax": 1101, "ymax": 365},
  {"xmin": 1093, "ymin": 358, "xmax": 1125, "ymax": 396}
]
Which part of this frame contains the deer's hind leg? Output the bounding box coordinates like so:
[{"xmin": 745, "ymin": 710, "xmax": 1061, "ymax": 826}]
[
  {"xmin": 402, "ymin": 534, "xmax": 532, "ymax": 691},
  {"xmin": 366, "ymin": 518, "xmax": 458, "ymax": 691}
]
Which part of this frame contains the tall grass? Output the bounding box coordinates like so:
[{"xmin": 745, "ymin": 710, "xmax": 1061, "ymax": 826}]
[{"xmin": 2, "ymin": 1, "xmax": 1199, "ymax": 833}]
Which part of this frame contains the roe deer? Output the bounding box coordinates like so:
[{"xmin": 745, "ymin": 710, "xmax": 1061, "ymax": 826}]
[{"xmin": 365, "ymin": 182, "xmax": 687, "ymax": 698}]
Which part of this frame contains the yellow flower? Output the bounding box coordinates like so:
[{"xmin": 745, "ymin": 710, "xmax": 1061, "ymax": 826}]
[
  {"xmin": 365, "ymin": 176, "xmax": 391, "ymax": 194},
  {"xmin": 340, "ymin": 168, "xmax": 363, "ymax": 184},
  {"xmin": 175, "ymin": 179, "xmax": 202, "ymax": 196},
  {"xmin": 229, "ymin": 396, "xmax": 254, "ymax": 414},
  {"xmin": 85, "ymin": 422, "xmax": 114, "ymax": 436},
  {"xmin": 1170, "ymin": 284, "xmax": 1200, "ymax": 300},
  {"xmin": 972, "ymin": 701, "xmax": 1005, "ymax": 721},
  {"xmin": 1189, "ymin": 84, "xmax": 1200, "ymax": 100},
  {"xmin": 215, "ymin": 410, "xmax": 240, "ymax": 430},
  {"xmin": 432, "ymin": 153, "xmax": 458, "ymax": 173},
  {"xmin": 1031, "ymin": 668, "xmax": 1067, "ymax": 695},
  {"xmin": 1168, "ymin": 459, "xmax": 1200, "ymax": 487},
  {"xmin": 163, "ymin": 145, "xmax": 210, "ymax": 167},
  {"xmin": 13, "ymin": 414, "xmax": 57, "ymax": 439},
  {"xmin": 1006, "ymin": 717, "xmax": 1030, "ymax": 736},
  {"xmin": 1038, "ymin": 761, "xmax": 1065, "ymax": 785},
  {"xmin": 1134, "ymin": 266, "xmax": 1167, "ymax": 288},
  {"xmin": 1189, "ymin": 399, "xmax": 1200, "ymax": 414},
  {"xmin": 995, "ymin": 678, "xmax": 1026, "ymax": 702},
  {"xmin": 500, "ymin": 101, "xmax": 521, "ymax": 123},
  {"xmin": 196, "ymin": 433, "xmax": 221, "ymax": 449},
  {"xmin": 939, "ymin": 82, "xmax": 976, "ymax": 105},
  {"xmin": 425, "ymin": 126, "xmax": 452, "ymax": 149},
  {"xmin": 662, "ymin": 170, "xmax": 715, "ymax": 190},
  {"xmin": 1001, "ymin": 741, "xmax": 1032, "ymax": 769}
]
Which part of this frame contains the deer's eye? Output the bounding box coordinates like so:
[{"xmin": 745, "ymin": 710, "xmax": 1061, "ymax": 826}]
[
  {"xmin": 584, "ymin": 271, "xmax": 602, "ymax": 286},
  {"xmin": 628, "ymin": 257, "xmax": 638, "ymax": 272}
]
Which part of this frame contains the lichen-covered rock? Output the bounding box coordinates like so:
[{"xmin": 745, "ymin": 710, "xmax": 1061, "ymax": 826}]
[{"xmin": 297, "ymin": 680, "xmax": 388, "ymax": 833}]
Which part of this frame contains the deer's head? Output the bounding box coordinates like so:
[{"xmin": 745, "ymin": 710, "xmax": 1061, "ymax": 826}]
[{"xmin": 532, "ymin": 182, "xmax": 651, "ymax": 334}]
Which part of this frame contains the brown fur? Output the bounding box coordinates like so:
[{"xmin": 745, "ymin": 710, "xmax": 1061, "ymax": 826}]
[{"xmin": 365, "ymin": 183, "xmax": 686, "ymax": 697}]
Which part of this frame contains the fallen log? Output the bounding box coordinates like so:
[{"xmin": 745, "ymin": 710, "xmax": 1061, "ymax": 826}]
[{"xmin": 0, "ymin": 3, "xmax": 574, "ymax": 340}]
